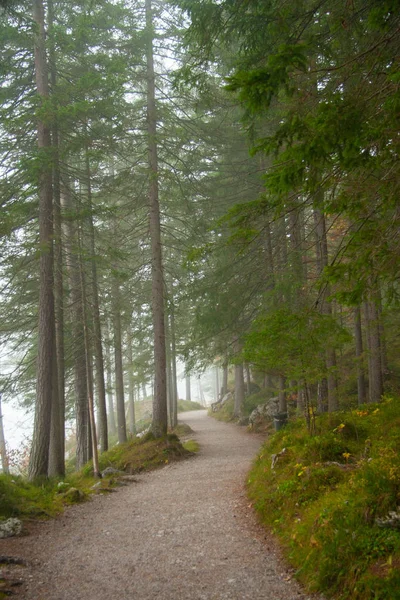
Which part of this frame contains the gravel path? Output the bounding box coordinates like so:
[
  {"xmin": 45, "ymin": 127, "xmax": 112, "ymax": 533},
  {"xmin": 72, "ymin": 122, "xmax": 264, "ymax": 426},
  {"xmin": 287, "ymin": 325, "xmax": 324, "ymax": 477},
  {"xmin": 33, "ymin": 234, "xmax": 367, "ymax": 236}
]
[{"xmin": 2, "ymin": 410, "xmax": 311, "ymax": 600}]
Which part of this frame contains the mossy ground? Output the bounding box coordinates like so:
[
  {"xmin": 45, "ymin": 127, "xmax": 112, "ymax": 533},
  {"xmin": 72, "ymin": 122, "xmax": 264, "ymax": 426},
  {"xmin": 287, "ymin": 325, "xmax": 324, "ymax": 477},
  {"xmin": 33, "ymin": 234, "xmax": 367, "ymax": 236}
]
[
  {"xmin": 0, "ymin": 433, "xmax": 192, "ymax": 521},
  {"xmin": 177, "ymin": 399, "xmax": 203, "ymax": 411},
  {"xmin": 247, "ymin": 396, "xmax": 400, "ymax": 599}
]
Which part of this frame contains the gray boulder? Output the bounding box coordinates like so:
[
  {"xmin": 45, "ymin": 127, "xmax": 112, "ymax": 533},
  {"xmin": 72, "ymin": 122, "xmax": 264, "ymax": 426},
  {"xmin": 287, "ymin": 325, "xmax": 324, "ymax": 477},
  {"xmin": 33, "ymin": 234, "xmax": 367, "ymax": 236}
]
[
  {"xmin": 211, "ymin": 392, "xmax": 233, "ymax": 412},
  {"xmin": 249, "ymin": 397, "xmax": 279, "ymax": 425},
  {"xmin": 0, "ymin": 518, "xmax": 22, "ymax": 539}
]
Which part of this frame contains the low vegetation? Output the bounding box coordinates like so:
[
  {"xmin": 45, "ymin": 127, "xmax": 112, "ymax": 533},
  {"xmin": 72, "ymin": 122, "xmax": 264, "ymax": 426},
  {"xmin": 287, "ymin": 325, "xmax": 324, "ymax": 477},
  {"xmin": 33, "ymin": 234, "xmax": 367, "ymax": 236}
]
[
  {"xmin": 177, "ymin": 399, "xmax": 203, "ymax": 412},
  {"xmin": 0, "ymin": 433, "xmax": 194, "ymax": 522},
  {"xmin": 247, "ymin": 397, "xmax": 400, "ymax": 600},
  {"xmin": 210, "ymin": 389, "xmax": 274, "ymax": 425}
]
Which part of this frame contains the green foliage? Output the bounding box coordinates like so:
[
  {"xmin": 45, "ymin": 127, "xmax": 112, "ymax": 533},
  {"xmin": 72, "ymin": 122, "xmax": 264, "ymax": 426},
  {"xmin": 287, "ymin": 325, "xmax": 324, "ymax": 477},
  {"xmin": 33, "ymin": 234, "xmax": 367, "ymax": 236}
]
[
  {"xmin": 244, "ymin": 305, "xmax": 351, "ymax": 383},
  {"xmin": 248, "ymin": 397, "xmax": 400, "ymax": 599}
]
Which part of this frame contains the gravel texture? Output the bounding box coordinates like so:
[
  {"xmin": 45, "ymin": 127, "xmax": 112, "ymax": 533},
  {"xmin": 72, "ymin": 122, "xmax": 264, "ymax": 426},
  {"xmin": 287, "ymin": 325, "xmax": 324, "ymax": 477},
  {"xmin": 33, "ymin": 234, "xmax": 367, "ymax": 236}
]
[{"xmin": 1, "ymin": 410, "xmax": 313, "ymax": 599}]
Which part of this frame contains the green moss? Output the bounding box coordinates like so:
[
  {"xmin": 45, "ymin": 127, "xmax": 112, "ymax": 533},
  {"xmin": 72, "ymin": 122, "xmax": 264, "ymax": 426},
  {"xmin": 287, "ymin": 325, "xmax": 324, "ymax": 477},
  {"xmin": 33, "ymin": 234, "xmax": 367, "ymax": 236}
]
[
  {"xmin": 182, "ymin": 439, "xmax": 200, "ymax": 453},
  {"xmin": 248, "ymin": 397, "xmax": 400, "ymax": 599},
  {"xmin": 208, "ymin": 397, "xmax": 235, "ymax": 422},
  {"xmin": 0, "ymin": 433, "xmax": 192, "ymax": 522}
]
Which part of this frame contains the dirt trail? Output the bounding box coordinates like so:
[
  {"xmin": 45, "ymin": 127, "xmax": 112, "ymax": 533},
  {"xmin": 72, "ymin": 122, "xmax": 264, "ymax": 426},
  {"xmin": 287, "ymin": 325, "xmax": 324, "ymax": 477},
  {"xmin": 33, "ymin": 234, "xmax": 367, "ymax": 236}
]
[{"xmin": 2, "ymin": 411, "xmax": 312, "ymax": 600}]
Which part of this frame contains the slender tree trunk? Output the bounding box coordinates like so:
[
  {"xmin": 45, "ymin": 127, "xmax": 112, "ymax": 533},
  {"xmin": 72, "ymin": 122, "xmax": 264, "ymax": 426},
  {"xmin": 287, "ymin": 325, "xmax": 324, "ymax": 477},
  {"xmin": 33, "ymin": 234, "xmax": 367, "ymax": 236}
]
[
  {"xmin": 376, "ymin": 291, "xmax": 388, "ymax": 377},
  {"xmin": 245, "ymin": 363, "xmax": 251, "ymax": 395},
  {"xmin": 112, "ymin": 278, "xmax": 127, "ymax": 443},
  {"xmin": 80, "ymin": 263, "xmax": 100, "ymax": 477},
  {"xmin": 170, "ymin": 308, "xmax": 178, "ymax": 428},
  {"xmin": 47, "ymin": 0, "xmax": 64, "ymax": 478},
  {"xmin": 85, "ymin": 146, "xmax": 108, "ymax": 452},
  {"xmin": 29, "ymin": 0, "xmax": 56, "ymax": 480},
  {"xmin": 278, "ymin": 375, "xmax": 287, "ymax": 413},
  {"xmin": 104, "ymin": 321, "xmax": 117, "ymax": 437},
  {"xmin": 263, "ymin": 373, "xmax": 273, "ymax": 392},
  {"xmin": 0, "ymin": 396, "xmax": 9, "ymax": 474},
  {"xmin": 365, "ymin": 299, "xmax": 383, "ymax": 403},
  {"xmin": 165, "ymin": 312, "xmax": 172, "ymax": 426},
  {"xmin": 354, "ymin": 306, "xmax": 367, "ymax": 405},
  {"xmin": 313, "ymin": 206, "xmax": 338, "ymax": 412},
  {"xmin": 214, "ymin": 367, "xmax": 220, "ymax": 402},
  {"xmin": 127, "ymin": 331, "xmax": 136, "ymax": 436},
  {"xmin": 185, "ymin": 374, "xmax": 191, "ymax": 402},
  {"xmin": 61, "ymin": 184, "xmax": 89, "ymax": 469},
  {"xmin": 222, "ymin": 362, "xmax": 228, "ymax": 397},
  {"xmin": 234, "ymin": 363, "xmax": 245, "ymax": 417},
  {"xmin": 146, "ymin": 0, "xmax": 167, "ymax": 437}
]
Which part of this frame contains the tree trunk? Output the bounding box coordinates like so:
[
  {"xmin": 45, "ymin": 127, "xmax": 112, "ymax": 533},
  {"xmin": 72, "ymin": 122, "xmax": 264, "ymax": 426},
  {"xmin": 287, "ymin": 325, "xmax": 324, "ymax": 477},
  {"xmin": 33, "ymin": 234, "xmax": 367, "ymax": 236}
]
[
  {"xmin": 104, "ymin": 321, "xmax": 116, "ymax": 437},
  {"xmin": 47, "ymin": 0, "xmax": 65, "ymax": 478},
  {"xmin": 244, "ymin": 363, "xmax": 251, "ymax": 395},
  {"xmin": 85, "ymin": 146, "xmax": 108, "ymax": 452},
  {"xmin": 214, "ymin": 367, "xmax": 220, "ymax": 402},
  {"xmin": 170, "ymin": 308, "xmax": 178, "ymax": 428},
  {"xmin": 354, "ymin": 306, "xmax": 367, "ymax": 405},
  {"xmin": 222, "ymin": 362, "xmax": 228, "ymax": 397},
  {"xmin": 112, "ymin": 278, "xmax": 127, "ymax": 443},
  {"xmin": 29, "ymin": 0, "xmax": 56, "ymax": 480},
  {"xmin": 278, "ymin": 375, "xmax": 287, "ymax": 413},
  {"xmin": 61, "ymin": 183, "xmax": 89, "ymax": 469},
  {"xmin": 127, "ymin": 331, "xmax": 136, "ymax": 436},
  {"xmin": 365, "ymin": 299, "xmax": 383, "ymax": 403},
  {"xmin": 0, "ymin": 395, "xmax": 9, "ymax": 474},
  {"xmin": 146, "ymin": 0, "xmax": 167, "ymax": 437},
  {"xmin": 234, "ymin": 363, "xmax": 245, "ymax": 417},
  {"xmin": 313, "ymin": 206, "xmax": 338, "ymax": 412},
  {"xmin": 80, "ymin": 264, "xmax": 100, "ymax": 477},
  {"xmin": 185, "ymin": 374, "xmax": 191, "ymax": 402}
]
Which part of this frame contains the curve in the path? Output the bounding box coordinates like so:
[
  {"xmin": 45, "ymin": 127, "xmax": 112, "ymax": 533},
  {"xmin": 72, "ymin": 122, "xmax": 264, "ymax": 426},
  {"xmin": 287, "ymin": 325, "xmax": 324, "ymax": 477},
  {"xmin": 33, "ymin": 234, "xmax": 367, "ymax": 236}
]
[{"xmin": 6, "ymin": 410, "xmax": 310, "ymax": 600}]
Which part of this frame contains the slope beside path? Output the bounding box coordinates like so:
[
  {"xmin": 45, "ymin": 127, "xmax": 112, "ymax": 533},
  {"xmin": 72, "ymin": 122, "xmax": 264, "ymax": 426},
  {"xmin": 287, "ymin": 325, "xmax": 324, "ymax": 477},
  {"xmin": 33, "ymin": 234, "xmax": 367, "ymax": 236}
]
[{"xmin": 2, "ymin": 410, "xmax": 312, "ymax": 600}]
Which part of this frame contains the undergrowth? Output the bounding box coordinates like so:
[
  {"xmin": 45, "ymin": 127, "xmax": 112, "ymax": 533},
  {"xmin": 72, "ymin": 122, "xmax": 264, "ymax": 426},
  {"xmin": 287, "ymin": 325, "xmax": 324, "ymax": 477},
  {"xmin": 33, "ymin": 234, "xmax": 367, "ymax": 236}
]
[
  {"xmin": 0, "ymin": 434, "xmax": 191, "ymax": 521},
  {"xmin": 210, "ymin": 389, "xmax": 272, "ymax": 422},
  {"xmin": 247, "ymin": 396, "xmax": 400, "ymax": 599},
  {"xmin": 177, "ymin": 399, "xmax": 203, "ymax": 411}
]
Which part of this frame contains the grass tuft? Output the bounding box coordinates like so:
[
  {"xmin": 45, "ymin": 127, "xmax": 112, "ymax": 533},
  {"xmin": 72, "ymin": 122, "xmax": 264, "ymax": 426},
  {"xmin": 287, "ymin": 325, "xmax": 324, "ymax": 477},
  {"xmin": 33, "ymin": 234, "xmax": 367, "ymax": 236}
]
[
  {"xmin": 177, "ymin": 399, "xmax": 203, "ymax": 411},
  {"xmin": 0, "ymin": 434, "xmax": 192, "ymax": 522},
  {"xmin": 247, "ymin": 396, "xmax": 400, "ymax": 599}
]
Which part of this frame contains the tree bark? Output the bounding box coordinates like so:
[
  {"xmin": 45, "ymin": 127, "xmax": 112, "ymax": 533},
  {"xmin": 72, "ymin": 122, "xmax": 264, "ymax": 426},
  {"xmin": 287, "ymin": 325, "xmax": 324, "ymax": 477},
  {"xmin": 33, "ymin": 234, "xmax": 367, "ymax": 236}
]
[
  {"xmin": 104, "ymin": 320, "xmax": 116, "ymax": 437},
  {"xmin": 234, "ymin": 363, "xmax": 245, "ymax": 417},
  {"xmin": 185, "ymin": 374, "xmax": 191, "ymax": 402},
  {"xmin": 112, "ymin": 277, "xmax": 127, "ymax": 443},
  {"xmin": 278, "ymin": 374, "xmax": 287, "ymax": 413},
  {"xmin": 80, "ymin": 263, "xmax": 100, "ymax": 477},
  {"xmin": 127, "ymin": 330, "xmax": 137, "ymax": 436},
  {"xmin": 222, "ymin": 361, "xmax": 228, "ymax": 397},
  {"xmin": 85, "ymin": 146, "xmax": 108, "ymax": 452},
  {"xmin": 170, "ymin": 308, "xmax": 178, "ymax": 428},
  {"xmin": 313, "ymin": 206, "xmax": 338, "ymax": 412},
  {"xmin": 146, "ymin": 0, "xmax": 167, "ymax": 437},
  {"xmin": 0, "ymin": 395, "xmax": 9, "ymax": 474},
  {"xmin": 47, "ymin": 0, "xmax": 64, "ymax": 478},
  {"xmin": 29, "ymin": 0, "xmax": 56, "ymax": 480},
  {"xmin": 365, "ymin": 299, "xmax": 383, "ymax": 403},
  {"xmin": 354, "ymin": 306, "xmax": 367, "ymax": 405},
  {"xmin": 61, "ymin": 183, "xmax": 89, "ymax": 469}
]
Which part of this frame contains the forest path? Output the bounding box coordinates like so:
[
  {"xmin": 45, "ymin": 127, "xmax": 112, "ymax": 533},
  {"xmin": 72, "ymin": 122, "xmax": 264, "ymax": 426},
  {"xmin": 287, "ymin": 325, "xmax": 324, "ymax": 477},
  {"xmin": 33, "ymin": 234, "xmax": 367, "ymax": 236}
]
[{"xmin": 4, "ymin": 410, "xmax": 311, "ymax": 600}]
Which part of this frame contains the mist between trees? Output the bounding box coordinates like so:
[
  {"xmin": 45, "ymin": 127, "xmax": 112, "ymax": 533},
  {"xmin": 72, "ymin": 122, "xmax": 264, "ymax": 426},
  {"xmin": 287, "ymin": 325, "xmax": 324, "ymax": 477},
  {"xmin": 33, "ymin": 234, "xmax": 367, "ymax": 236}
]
[{"xmin": 0, "ymin": 0, "xmax": 399, "ymax": 478}]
